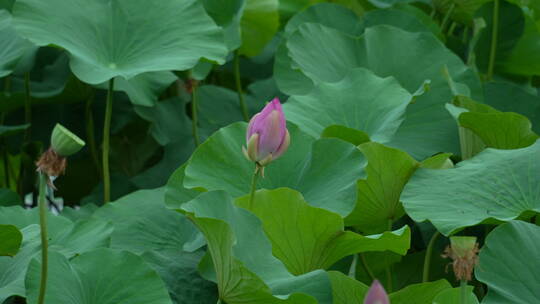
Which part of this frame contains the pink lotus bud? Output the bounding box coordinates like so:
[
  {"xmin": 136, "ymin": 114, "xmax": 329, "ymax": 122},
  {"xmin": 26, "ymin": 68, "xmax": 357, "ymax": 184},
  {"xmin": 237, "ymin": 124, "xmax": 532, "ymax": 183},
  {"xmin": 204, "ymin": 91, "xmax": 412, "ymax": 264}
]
[
  {"xmin": 364, "ymin": 280, "xmax": 389, "ymax": 304},
  {"xmin": 243, "ymin": 97, "xmax": 290, "ymax": 167}
]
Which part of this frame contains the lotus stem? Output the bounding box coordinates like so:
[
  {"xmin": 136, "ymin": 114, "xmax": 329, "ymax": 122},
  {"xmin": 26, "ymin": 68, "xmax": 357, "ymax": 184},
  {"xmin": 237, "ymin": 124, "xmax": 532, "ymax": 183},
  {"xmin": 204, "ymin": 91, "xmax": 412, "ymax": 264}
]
[
  {"xmin": 487, "ymin": 0, "xmax": 500, "ymax": 80},
  {"xmin": 37, "ymin": 172, "xmax": 49, "ymax": 304},
  {"xmin": 460, "ymin": 279, "xmax": 468, "ymax": 304},
  {"xmin": 191, "ymin": 75, "xmax": 200, "ymax": 147},
  {"xmin": 102, "ymin": 78, "xmax": 114, "ymax": 203},
  {"xmin": 248, "ymin": 167, "xmax": 260, "ymax": 209},
  {"xmin": 24, "ymin": 72, "xmax": 31, "ymax": 141},
  {"xmin": 423, "ymin": 231, "xmax": 441, "ymax": 282},
  {"xmin": 440, "ymin": 3, "xmax": 455, "ymax": 32},
  {"xmin": 233, "ymin": 51, "xmax": 249, "ymax": 121}
]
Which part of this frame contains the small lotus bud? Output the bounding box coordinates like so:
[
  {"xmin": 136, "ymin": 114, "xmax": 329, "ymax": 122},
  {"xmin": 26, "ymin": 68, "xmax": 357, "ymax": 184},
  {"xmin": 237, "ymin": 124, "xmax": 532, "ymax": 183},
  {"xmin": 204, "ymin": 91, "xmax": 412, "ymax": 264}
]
[
  {"xmin": 442, "ymin": 236, "xmax": 479, "ymax": 281},
  {"xmin": 364, "ymin": 280, "xmax": 389, "ymax": 304},
  {"xmin": 36, "ymin": 124, "xmax": 85, "ymax": 188},
  {"xmin": 243, "ymin": 98, "xmax": 290, "ymax": 167},
  {"xmin": 51, "ymin": 124, "xmax": 85, "ymax": 157}
]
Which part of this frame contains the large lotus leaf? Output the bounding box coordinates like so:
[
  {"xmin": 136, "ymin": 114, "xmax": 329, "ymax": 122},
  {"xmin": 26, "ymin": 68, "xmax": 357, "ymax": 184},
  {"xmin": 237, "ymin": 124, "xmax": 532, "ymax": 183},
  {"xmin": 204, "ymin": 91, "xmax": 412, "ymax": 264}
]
[
  {"xmin": 284, "ymin": 68, "xmax": 411, "ymax": 142},
  {"xmin": 346, "ymin": 142, "xmax": 452, "ymax": 233},
  {"xmin": 92, "ymin": 188, "xmax": 204, "ymax": 254},
  {"xmin": 0, "ymin": 9, "xmax": 36, "ymax": 77},
  {"xmin": 112, "ymin": 71, "xmax": 177, "ymax": 107},
  {"xmin": 501, "ymin": 14, "xmax": 540, "ymax": 76},
  {"xmin": 321, "ymin": 125, "xmax": 370, "ymax": 146},
  {"xmin": 0, "ymin": 189, "xmax": 20, "ymax": 206},
  {"xmin": 183, "ymin": 122, "xmax": 366, "ymax": 217},
  {"xmin": 134, "ymin": 96, "xmax": 192, "ymax": 146},
  {"xmin": 202, "ymin": 0, "xmax": 243, "ymax": 50},
  {"xmin": 474, "ymin": 0, "xmax": 525, "ymax": 74},
  {"xmin": 26, "ymin": 249, "xmax": 173, "ymax": 304},
  {"xmin": 330, "ymin": 270, "xmax": 451, "ymax": 304},
  {"xmin": 402, "ymin": 140, "xmax": 540, "ymax": 235},
  {"xmin": 484, "ymin": 81, "xmax": 540, "ymax": 133},
  {"xmin": 284, "ymin": 3, "xmax": 363, "ymax": 37},
  {"xmin": 0, "ymin": 224, "xmax": 21, "ymax": 257},
  {"xmin": 458, "ymin": 111, "xmax": 539, "ymax": 149},
  {"xmin": 329, "ymin": 271, "xmax": 368, "ymax": 304},
  {"xmin": 180, "ymin": 190, "xmax": 332, "ymax": 304},
  {"xmin": 276, "ymin": 23, "xmax": 482, "ymax": 159},
  {"xmin": 0, "ymin": 218, "xmax": 112, "ymax": 302},
  {"xmin": 0, "ymin": 205, "xmax": 72, "ymax": 236},
  {"xmin": 432, "ymin": 287, "xmax": 479, "ymax": 304},
  {"xmin": 389, "ymin": 280, "xmax": 451, "ymax": 304},
  {"xmin": 475, "ymin": 221, "xmax": 540, "ymax": 303},
  {"xmin": 361, "ymin": 6, "xmax": 442, "ymax": 38},
  {"xmin": 236, "ymin": 188, "xmax": 411, "ymax": 275},
  {"xmin": 239, "ymin": 0, "xmax": 279, "ymax": 57},
  {"xmin": 13, "ymin": 0, "xmax": 227, "ymax": 84},
  {"xmin": 142, "ymin": 249, "xmax": 218, "ymax": 304}
]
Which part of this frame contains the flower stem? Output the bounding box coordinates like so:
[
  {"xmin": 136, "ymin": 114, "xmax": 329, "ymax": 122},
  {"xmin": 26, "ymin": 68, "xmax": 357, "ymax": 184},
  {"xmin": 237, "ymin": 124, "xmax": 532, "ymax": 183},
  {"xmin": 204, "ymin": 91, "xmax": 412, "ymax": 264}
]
[
  {"xmin": 487, "ymin": 0, "xmax": 500, "ymax": 80},
  {"xmin": 23, "ymin": 72, "xmax": 31, "ymax": 141},
  {"xmin": 385, "ymin": 219, "xmax": 393, "ymax": 292},
  {"xmin": 85, "ymin": 89, "xmax": 100, "ymax": 176},
  {"xmin": 360, "ymin": 253, "xmax": 376, "ymax": 281},
  {"xmin": 37, "ymin": 172, "xmax": 49, "ymax": 304},
  {"xmin": 102, "ymin": 78, "xmax": 115, "ymax": 203},
  {"xmin": 248, "ymin": 167, "xmax": 260, "ymax": 209},
  {"xmin": 460, "ymin": 279, "xmax": 468, "ymax": 304},
  {"xmin": 191, "ymin": 77, "xmax": 200, "ymax": 147},
  {"xmin": 440, "ymin": 3, "xmax": 455, "ymax": 32},
  {"xmin": 348, "ymin": 253, "xmax": 358, "ymax": 278},
  {"xmin": 422, "ymin": 231, "xmax": 441, "ymax": 282},
  {"xmin": 233, "ymin": 51, "xmax": 249, "ymax": 121}
]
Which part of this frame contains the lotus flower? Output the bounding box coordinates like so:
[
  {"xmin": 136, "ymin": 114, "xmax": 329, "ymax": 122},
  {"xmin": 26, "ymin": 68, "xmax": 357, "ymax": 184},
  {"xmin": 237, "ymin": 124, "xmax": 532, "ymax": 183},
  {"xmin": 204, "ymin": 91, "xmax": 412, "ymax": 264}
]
[
  {"xmin": 364, "ymin": 280, "xmax": 389, "ymax": 304},
  {"xmin": 243, "ymin": 97, "xmax": 290, "ymax": 167}
]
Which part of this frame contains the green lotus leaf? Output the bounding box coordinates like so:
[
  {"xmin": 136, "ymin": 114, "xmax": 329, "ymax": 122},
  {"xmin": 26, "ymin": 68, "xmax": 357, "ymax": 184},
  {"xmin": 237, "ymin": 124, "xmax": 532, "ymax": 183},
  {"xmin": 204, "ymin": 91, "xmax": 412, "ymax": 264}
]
[
  {"xmin": 402, "ymin": 140, "xmax": 540, "ymax": 235},
  {"xmin": 25, "ymin": 249, "xmax": 173, "ymax": 304},
  {"xmin": 0, "ymin": 217, "xmax": 113, "ymax": 302},
  {"xmin": 459, "ymin": 111, "xmax": 539, "ymax": 149},
  {"xmin": 276, "ymin": 23, "xmax": 482, "ymax": 159},
  {"xmin": 432, "ymin": 286, "xmax": 479, "ymax": 304},
  {"xmin": 182, "ymin": 122, "xmax": 366, "ymax": 217},
  {"xmin": 92, "ymin": 188, "xmax": 204, "ymax": 254},
  {"xmin": 346, "ymin": 142, "xmax": 452, "ymax": 233},
  {"xmin": 389, "ymin": 280, "xmax": 452, "ymax": 304},
  {"xmin": 236, "ymin": 188, "xmax": 411, "ymax": 274},
  {"xmin": 475, "ymin": 221, "xmax": 540, "ymax": 304},
  {"xmin": 13, "ymin": 0, "xmax": 228, "ymax": 84},
  {"xmin": 321, "ymin": 125, "xmax": 370, "ymax": 146},
  {"xmin": 111, "ymin": 71, "xmax": 177, "ymax": 107},
  {"xmin": 0, "ymin": 224, "xmax": 22, "ymax": 257},
  {"xmin": 484, "ymin": 81, "xmax": 540, "ymax": 134},
  {"xmin": 180, "ymin": 190, "xmax": 332, "ymax": 304},
  {"xmin": 0, "ymin": 9, "xmax": 36, "ymax": 77},
  {"xmin": 284, "ymin": 68, "xmax": 411, "ymax": 142}
]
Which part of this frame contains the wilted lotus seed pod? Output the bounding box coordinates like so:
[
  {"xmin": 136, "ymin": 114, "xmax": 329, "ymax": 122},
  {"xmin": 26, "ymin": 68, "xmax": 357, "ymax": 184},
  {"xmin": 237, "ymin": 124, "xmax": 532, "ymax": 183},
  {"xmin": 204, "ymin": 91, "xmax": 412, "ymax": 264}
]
[
  {"xmin": 243, "ymin": 97, "xmax": 290, "ymax": 168},
  {"xmin": 36, "ymin": 124, "xmax": 85, "ymax": 186},
  {"xmin": 364, "ymin": 280, "xmax": 390, "ymax": 304},
  {"xmin": 443, "ymin": 236, "xmax": 479, "ymax": 281}
]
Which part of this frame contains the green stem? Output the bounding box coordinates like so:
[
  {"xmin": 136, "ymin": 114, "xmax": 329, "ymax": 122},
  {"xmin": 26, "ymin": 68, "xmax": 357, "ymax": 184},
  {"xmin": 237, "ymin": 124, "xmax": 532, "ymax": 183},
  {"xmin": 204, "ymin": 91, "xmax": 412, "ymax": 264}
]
[
  {"xmin": 385, "ymin": 219, "xmax": 393, "ymax": 292},
  {"xmin": 85, "ymin": 89, "xmax": 100, "ymax": 176},
  {"xmin": 23, "ymin": 72, "xmax": 31, "ymax": 141},
  {"xmin": 37, "ymin": 172, "xmax": 49, "ymax": 304},
  {"xmin": 191, "ymin": 79, "xmax": 200, "ymax": 147},
  {"xmin": 102, "ymin": 78, "xmax": 115, "ymax": 203},
  {"xmin": 233, "ymin": 51, "xmax": 249, "ymax": 121},
  {"xmin": 359, "ymin": 253, "xmax": 376, "ymax": 281},
  {"xmin": 248, "ymin": 167, "xmax": 260, "ymax": 209},
  {"xmin": 216, "ymin": 299, "xmax": 222, "ymax": 304},
  {"xmin": 447, "ymin": 21, "xmax": 457, "ymax": 36},
  {"xmin": 460, "ymin": 280, "xmax": 468, "ymax": 304},
  {"xmin": 348, "ymin": 253, "xmax": 358, "ymax": 278},
  {"xmin": 487, "ymin": 0, "xmax": 500, "ymax": 80},
  {"xmin": 2, "ymin": 146, "xmax": 9, "ymax": 188},
  {"xmin": 440, "ymin": 3, "xmax": 455, "ymax": 32},
  {"xmin": 422, "ymin": 231, "xmax": 441, "ymax": 282}
]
